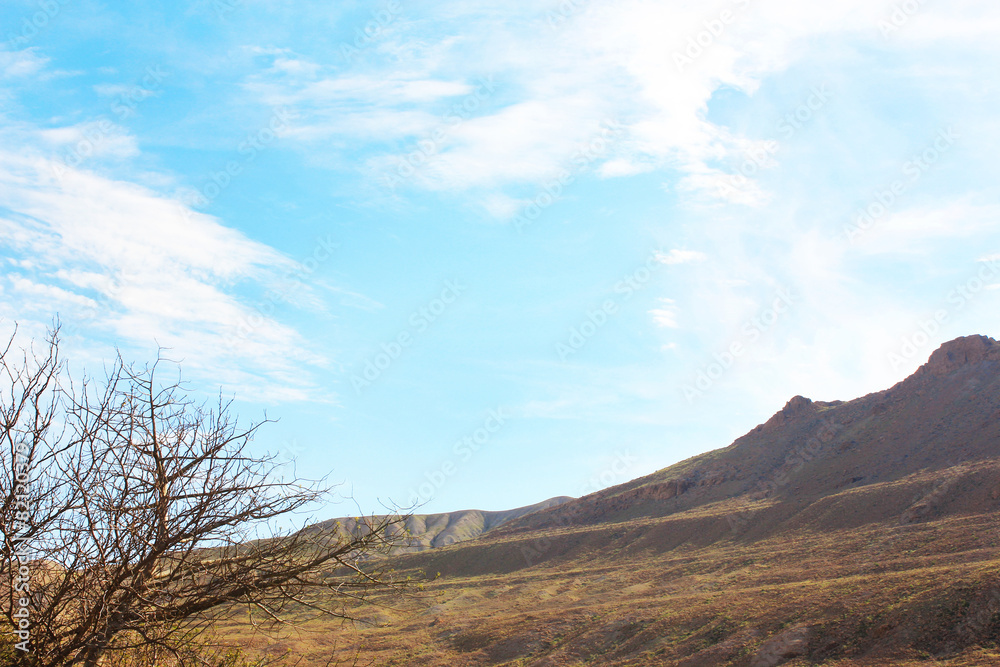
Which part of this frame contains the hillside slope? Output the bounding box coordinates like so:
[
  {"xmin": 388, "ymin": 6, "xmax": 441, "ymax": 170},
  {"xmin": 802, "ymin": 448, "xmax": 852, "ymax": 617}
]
[
  {"xmin": 499, "ymin": 335, "xmax": 1000, "ymax": 535},
  {"xmin": 310, "ymin": 496, "xmax": 573, "ymax": 552}
]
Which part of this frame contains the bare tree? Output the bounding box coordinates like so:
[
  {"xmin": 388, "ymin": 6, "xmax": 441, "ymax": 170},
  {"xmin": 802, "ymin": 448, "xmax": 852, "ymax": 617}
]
[
  {"xmin": 0, "ymin": 329, "xmax": 408, "ymax": 666},
  {"xmin": 0, "ymin": 326, "xmax": 66, "ymax": 665}
]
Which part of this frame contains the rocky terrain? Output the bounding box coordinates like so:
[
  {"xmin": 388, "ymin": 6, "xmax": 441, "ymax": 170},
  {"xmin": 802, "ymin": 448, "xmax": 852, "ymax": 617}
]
[{"xmin": 220, "ymin": 335, "xmax": 1000, "ymax": 666}]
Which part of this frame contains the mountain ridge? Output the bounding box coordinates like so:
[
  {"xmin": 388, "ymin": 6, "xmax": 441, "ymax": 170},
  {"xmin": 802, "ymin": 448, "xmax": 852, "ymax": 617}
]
[
  {"xmin": 492, "ymin": 334, "xmax": 1000, "ymax": 537},
  {"xmin": 311, "ymin": 495, "xmax": 573, "ymax": 552}
]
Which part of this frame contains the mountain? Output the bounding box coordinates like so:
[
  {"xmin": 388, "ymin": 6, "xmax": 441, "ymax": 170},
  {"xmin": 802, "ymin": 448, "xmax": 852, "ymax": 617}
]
[
  {"xmin": 497, "ymin": 334, "xmax": 1000, "ymax": 536},
  {"xmin": 310, "ymin": 495, "xmax": 573, "ymax": 553},
  {"xmin": 232, "ymin": 335, "xmax": 1000, "ymax": 666}
]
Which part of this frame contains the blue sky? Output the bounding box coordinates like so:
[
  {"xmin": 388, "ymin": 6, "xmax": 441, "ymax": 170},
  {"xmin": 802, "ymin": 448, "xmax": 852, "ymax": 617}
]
[{"xmin": 1, "ymin": 0, "xmax": 999, "ymax": 517}]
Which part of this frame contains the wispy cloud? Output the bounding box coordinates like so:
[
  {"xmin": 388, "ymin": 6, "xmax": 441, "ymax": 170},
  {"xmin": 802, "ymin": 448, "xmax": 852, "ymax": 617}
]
[
  {"xmin": 0, "ymin": 48, "xmax": 48, "ymax": 78},
  {"xmin": 854, "ymin": 201, "xmax": 1000, "ymax": 255},
  {"xmin": 0, "ymin": 130, "xmax": 325, "ymax": 403},
  {"xmin": 649, "ymin": 298, "xmax": 680, "ymax": 329},
  {"xmin": 234, "ymin": 0, "xmax": 961, "ymax": 214},
  {"xmin": 657, "ymin": 249, "xmax": 708, "ymax": 265}
]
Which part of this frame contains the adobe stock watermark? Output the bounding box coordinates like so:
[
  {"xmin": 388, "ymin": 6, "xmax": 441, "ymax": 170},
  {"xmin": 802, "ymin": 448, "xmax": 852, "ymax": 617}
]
[
  {"xmin": 340, "ymin": 1, "xmax": 403, "ymax": 61},
  {"xmin": 521, "ymin": 450, "xmax": 637, "ymax": 566},
  {"xmin": 574, "ymin": 450, "xmax": 638, "ymax": 497},
  {"xmin": 716, "ymin": 140, "xmax": 778, "ymax": 201},
  {"xmin": 381, "ymin": 76, "xmax": 497, "ymax": 190},
  {"xmin": 211, "ymin": 0, "xmax": 244, "ymax": 20},
  {"xmin": 717, "ymin": 84, "xmax": 831, "ymax": 201},
  {"xmin": 878, "ymin": 0, "xmax": 927, "ymax": 38},
  {"xmin": 682, "ymin": 288, "xmax": 796, "ymax": 403},
  {"xmin": 10, "ymin": 435, "xmax": 34, "ymax": 653},
  {"xmin": 844, "ymin": 126, "xmax": 958, "ymax": 243},
  {"xmin": 108, "ymin": 66, "xmax": 169, "ymax": 121},
  {"xmin": 887, "ymin": 255, "xmax": 1000, "ymax": 371},
  {"xmin": 226, "ymin": 235, "xmax": 339, "ymax": 351},
  {"xmin": 776, "ymin": 85, "xmax": 832, "ymax": 139},
  {"xmin": 545, "ymin": 0, "xmax": 592, "ymax": 29},
  {"xmin": 5, "ymin": 0, "xmax": 70, "ymax": 49},
  {"xmin": 512, "ymin": 120, "xmax": 624, "ymax": 233},
  {"xmin": 405, "ymin": 407, "xmax": 509, "ymax": 508},
  {"xmin": 673, "ymin": 0, "xmax": 753, "ymax": 73},
  {"xmin": 351, "ymin": 280, "xmax": 466, "ymax": 393},
  {"xmin": 556, "ymin": 250, "xmax": 667, "ymax": 360},
  {"xmin": 181, "ymin": 108, "xmax": 291, "ymax": 216}
]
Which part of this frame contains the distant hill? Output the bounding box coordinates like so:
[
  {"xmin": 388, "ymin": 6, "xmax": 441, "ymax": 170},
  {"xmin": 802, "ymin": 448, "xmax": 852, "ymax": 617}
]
[{"xmin": 309, "ymin": 495, "xmax": 572, "ymax": 553}]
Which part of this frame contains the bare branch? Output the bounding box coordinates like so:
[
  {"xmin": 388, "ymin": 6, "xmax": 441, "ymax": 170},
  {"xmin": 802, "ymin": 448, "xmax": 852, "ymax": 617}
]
[{"xmin": 0, "ymin": 330, "xmax": 411, "ymax": 667}]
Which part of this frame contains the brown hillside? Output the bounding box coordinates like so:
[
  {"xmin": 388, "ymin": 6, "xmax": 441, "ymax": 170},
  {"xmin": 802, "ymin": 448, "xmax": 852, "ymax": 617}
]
[
  {"xmin": 498, "ymin": 335, "xmax": 1000, "ymax": 534},
  {"xmin": 217, "ymin": 336, "xmax": 1000, "ymax": 666}
]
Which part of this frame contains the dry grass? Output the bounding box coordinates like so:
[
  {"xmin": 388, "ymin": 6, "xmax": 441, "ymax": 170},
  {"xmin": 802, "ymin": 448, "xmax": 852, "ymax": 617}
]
[{"xmin": 209, "ymin": 496, "xmax": 1000, "ymax": 666}]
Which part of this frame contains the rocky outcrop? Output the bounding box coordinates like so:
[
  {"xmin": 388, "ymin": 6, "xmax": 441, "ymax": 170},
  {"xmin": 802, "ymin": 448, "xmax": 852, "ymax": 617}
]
[
  {"xmin": 751, "ymin": 625, "xmax": 811, "ymax": 667},
  {"xmin": 760, "ymin": 395, "xmax": 815, "ymax": 431},
  {"xmin": 917, "ymin": 334, "xmax": 1000, "ymax": 377}
]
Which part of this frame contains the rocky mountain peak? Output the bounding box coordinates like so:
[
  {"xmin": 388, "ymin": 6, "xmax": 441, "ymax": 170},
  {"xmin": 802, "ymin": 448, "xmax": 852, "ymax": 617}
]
[
  {"xmin": 759, "ymin": 394, "xmax": 814, "ymax": 431},
  {"xmin": 918, "ymin": 334, "xmax": 1000, "ymax": 376}
]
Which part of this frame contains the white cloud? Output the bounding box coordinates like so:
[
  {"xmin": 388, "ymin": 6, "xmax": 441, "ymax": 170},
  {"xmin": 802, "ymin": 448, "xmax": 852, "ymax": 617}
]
[
  {"xmin": 0, "ymin": 49, "xmax": 49, "ymax": 79},
  {"xmin": 9, "ymin": 276, "xmax": 99, "ymax": 310},
  {"xmin": 598, "ymin": 158, "xmax": 655, "ymax": 178},
  {"xmin": 415, "ymin": 99, "xmax": 611, "ymax": 190},
  {"xmin": 92, "ymin": 83, "xmax": 132, "ymax": 97},
  {"xmin": 480, "ymin": 192, "xmax": 525, "ymax": 219},
  {"xmin": 849, "ymin": 201, "xmax": 1000, "ymax": 256},
  {"xmin": 657, "ymin": 249, "xmax": 708, "ymax": 265},
  {"xmin": 649, "ymin": 298, "xmax": 680, "ymax": 328},
  {"xmin": 242, "ymin": 63, "xmax": 477, "ymax": 144},
  {"xmin": 269, "ymin": 57, "xmax": 322, "ymax": 78},
  {"xmin": 0, "ymin": 138, "xmax": 327, "ymax": 403},
  {"xmin": 38, "ymin": 121, "xmax": 140, "ymax": 160},
  {"xmin": 289, "ymin": 75, "xmax": 473, "ymax": 105},
  {"xmin": 238, "ymin": 0, "xmax": 957, "ymax": 212}
]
